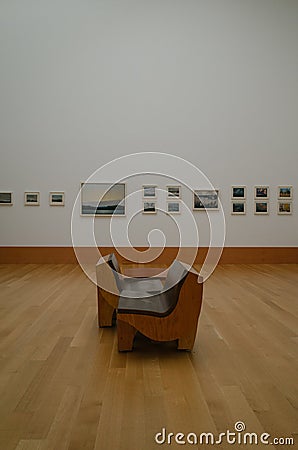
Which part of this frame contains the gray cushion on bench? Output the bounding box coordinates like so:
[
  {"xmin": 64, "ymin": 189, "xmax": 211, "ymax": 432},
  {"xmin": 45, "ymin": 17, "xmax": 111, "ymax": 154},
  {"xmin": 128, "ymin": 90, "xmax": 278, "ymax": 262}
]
[
  {"xmin": 118, "ymin": 261, "xmax": 188, "ymax": 317},
  {"xmin": 121, "ymin": 277, "xmax": 163, "ymax": 293}
]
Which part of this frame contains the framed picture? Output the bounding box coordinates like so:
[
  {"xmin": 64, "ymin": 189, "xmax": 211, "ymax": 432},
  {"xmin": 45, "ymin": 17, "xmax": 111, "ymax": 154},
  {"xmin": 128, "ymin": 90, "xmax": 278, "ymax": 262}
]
[
  {"xmin": 167, "ymin": 201, "xmax": 180, "ymax": 214},
  {"xmin": 254, "ymin": 201, "xmax": 269, "ymax": 215},
  {"xmin": 278, "ymin": 201, "xmax": 292, "ymax": 215},
  {"xmin": 278, "ymin": 186, "xmax": 292, "ymax": 199},
  {"xmin": 231, "ymin": 186, "xmax": 246, "ymax": 199},
  {"xmin": 231, "ymin": 201, "xmax": 246, "ymax": 215},
  {"xmin": 0, "ymin": 192, "xmax": 13, "ymax": 206},
  {"xmin": 167, "ymin": 186, "xmax": 181, "ymax": 198},
  {"xmin": 49, "ymin": 192, "xmax": 65, "ymax": 206},
  {"xmin": 143, "ymin": 185, "xmax": 157, "ymax": 198},
  {"xmin": 143, "ymin": 201, "xmax": 156, "ymax": 214},
  {"xmin": 81, "ymin": 183, "xmax": 125, "ymax": 216},
  {"xmin": 24, "ymin": 192, "xmax": 40, "ymax": 206},
  {"xmin": 254, "ymin": 186, "xmax": 269, "ymax": 199},
  {"xmin": 193, "ymin": 190, "xmax": 219, "ymax": 210}
]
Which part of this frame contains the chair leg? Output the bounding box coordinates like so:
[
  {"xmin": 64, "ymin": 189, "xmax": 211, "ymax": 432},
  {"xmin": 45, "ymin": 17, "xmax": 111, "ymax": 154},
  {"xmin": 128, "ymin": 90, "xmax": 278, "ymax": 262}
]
[
  {"xmin": 177, "ymin": 332, "xmax": 196, "ymax": 351},
  {"xmin": 117, "ymin": 319, "xmax": 137, "ymax": 352},
  {"xmin": 97, "ymin": 289, "xmax": 115, "ymax": 327}
]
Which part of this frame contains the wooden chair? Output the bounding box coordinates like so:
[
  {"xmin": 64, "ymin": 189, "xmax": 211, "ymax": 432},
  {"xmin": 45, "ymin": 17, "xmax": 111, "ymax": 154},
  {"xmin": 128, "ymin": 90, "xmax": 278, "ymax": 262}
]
[
  {"xmin": 96, "ymin": 254, "xmax": 164, "ymax": 327},
  {"xmin": 117, "ymin": 260, "xmax": 204, "ymax": 351}
]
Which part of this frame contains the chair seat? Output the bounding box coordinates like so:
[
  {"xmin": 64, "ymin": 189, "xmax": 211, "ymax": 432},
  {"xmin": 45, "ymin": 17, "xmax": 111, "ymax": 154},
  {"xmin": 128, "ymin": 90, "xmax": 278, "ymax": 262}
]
[
  {"xmin": 121, "ymin": 277, "xmax": 163, "ymax": 293},
  {"xmin": 118, "ymin": 290, "xmax": 176, "ymax": 317}
]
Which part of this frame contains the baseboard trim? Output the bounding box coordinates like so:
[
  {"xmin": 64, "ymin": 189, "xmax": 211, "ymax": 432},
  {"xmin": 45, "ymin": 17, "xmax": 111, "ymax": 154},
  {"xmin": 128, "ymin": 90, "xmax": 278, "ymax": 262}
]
[{"xmin": 0, "ymin": 246, "xmax": 297, "ymax": 264}]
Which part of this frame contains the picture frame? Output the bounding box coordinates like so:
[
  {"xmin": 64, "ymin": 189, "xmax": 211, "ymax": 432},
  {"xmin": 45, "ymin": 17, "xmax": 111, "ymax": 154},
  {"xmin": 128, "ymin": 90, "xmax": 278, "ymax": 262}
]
[
  {"xmin": 231, "ymin": 201, "xmax": 246, "ymax": 215},
  {"xmin": 254, "ymin": 201, "xmax": 269, "ymax": 215},
  {"xmin": 193, "ymin": 190, "xmax": 219, "ymax": 210},
  {"xmin": 81, "ymin": 183, "xmax": 125, "ymax": 216},
  {"xmin": 254, "ymin": 186, "xmax": 269, "ymax": 199},
  {"xmin": 278, "ymin": 186, "xmax": 292, "ymax": 200},
  {"xmin": 278, "ymin": 201, "xmax": 292, "ymax": 215},
  {"xmin": 49, "ymin": 192, "xmax": 65, "ymax": 206},
  {"xmin": 143, "ymin": 185, "xmax": 157, "ymax": 199},
  {"xmin": 143, "ymin": 201, "xmax": 157, "ymax": 214},
  {"xmin": 231, "ymin": 186, "xmax": 246, "ymax": 200},
  {"xmin": 167, "ymin": 201, "xmax": 180, "ymax": 214},
  {"xmin": 24, "ymin": 192, "xmax": 40, "ymax": 206},
  {"xmin": 167, "ymin": 186, "xmax": 181, "ymax": 199},
  {"xmin": 0, "ymin": 191, "xmax": 13, "ymax": 206}
]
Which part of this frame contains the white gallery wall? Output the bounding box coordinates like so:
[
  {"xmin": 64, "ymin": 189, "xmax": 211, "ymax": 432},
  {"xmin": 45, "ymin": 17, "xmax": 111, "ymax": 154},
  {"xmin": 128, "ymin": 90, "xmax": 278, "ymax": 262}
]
[{"xmin": 0, "ymin": 0, "xmax": 297, "ymax": 247}]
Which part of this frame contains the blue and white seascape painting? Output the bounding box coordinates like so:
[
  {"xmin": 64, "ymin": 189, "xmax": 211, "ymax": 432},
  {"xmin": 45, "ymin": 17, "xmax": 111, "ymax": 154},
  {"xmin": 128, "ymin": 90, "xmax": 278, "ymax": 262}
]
[{"xmin": 81, "ymin": 183, "xmax": 125, "ymax": 216}]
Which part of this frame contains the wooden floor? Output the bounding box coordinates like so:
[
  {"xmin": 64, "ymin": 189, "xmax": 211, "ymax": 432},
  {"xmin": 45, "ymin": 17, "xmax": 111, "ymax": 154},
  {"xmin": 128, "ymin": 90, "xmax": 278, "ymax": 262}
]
[{"xmin": 0, "ymin": 264, "xmax": 297, "ymax": 450}]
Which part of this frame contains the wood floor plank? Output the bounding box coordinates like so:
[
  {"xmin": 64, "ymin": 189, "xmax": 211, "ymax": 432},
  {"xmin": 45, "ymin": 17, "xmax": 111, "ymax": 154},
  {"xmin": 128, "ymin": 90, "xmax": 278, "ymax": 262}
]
[
  {"xmin": 93, "ymin": 368, "xmax": 126, "ymax": 450},
  {"xmin": 38, "ymin": 385, "xmax": 82, "ymax": 450},
  {"xmin": 15, "ymin": 439, "xmax": 43, "ymax": 450}
]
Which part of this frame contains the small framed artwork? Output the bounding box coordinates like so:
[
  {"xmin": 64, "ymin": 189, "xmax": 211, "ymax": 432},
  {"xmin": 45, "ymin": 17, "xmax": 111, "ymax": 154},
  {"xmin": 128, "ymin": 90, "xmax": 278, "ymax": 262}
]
[
  {"xmin": 143, "ymin": 185, "xmax": 157, "ymax": 198},
  {"xmin": 0, "ymin": 192, "xmax": 13, "ymax": 206},
  {"xmin": 254, "ymin": 186, "xmax": 269, "ymax": 199},
  {"xmin": 143, "ymin": 201, "xmax": 156, "ymax": 214},
  {"xmin": 254, "ymin": 201, "xmax": 269, "ymax": 215},
  {"xmin": 278, "ymin": 201, "xmax": 292, "ymax": 215},
  {"xmin": 231, "ymin": 201, "xmax": 246, "ymax": 215},
  {"xmin": 50, "ymin": 192, "xmax": 65, "ymax": 206},
  {"xmin": 167, "ymin": 201, "xmax": 180, "ymax": 214},
  {"xmin": 278, "ymin": 186, "xmax": 292, "ymax": 200},
  {"xmin": 167, "ymin": 186, "xmax": 181, "ymax": 198},
  {"xmin": 193, "ymin": 190, "xmax": 219, "ymax": 210},
  {"xmin": 81, "ymin": 183, "xmax": 125, "ymax": 216},
  {"xmin": 24, "ymin": 192, "xmax": 40, "ymax": 206},
  {"xmin": 231, "ymin": 186, "xmax": 246, "ymax": 199}
]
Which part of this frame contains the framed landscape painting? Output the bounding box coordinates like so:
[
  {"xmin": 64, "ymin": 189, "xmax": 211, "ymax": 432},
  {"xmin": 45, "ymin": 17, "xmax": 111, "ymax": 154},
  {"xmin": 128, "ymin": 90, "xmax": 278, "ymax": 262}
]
[
  {"xmin": 167, "ymin": 186, "xmax": 181, "ymax": 198},
  {"xmin": 278, "ymin": 201, "xmax": 292, "ymax": 215},
  {"xmin": 231, "ymin": 201, "xmax": 246, "ymax": 215},
  {"xmin": 143, "ymin": 185, "xmax": 157, "ymax": 198},
  {"xmin": 25, "ymin": 192, "xmax": 40, "ymax": 206},
  {"xmin": 254, "ymin": 186, "xmax": 269, "ymax": 199},
  {"xmin": 254, "ymin": 201, "xmax": 269, "ymax": 215},
  {"xmin": 231, "ymin": 186, "xmax": 246, "ymax": 199},
  {"xmin": 143, "ymin": 201, "xmax": 156, "ymax": 214},
  {"xmin": 50, "ymin": 192, "xmax": 65, "ymax": 206},
  {"xmin": 167, "ymin": 201, "xmax": 180, "ymax": 214},
  {"xmin": 81, "ymin": 183, "xmax": 125, "ymax": 216},
  {"xmin": 278, "ymin": 186, "xmax": 292, "ymax": 199},
  {"xmin": 0, "ymin": 192, "xmax": 13, "ymax": 206},
  {"xmin": 193, "ymin": 190, "xmax": 219, "ymax": 210}
]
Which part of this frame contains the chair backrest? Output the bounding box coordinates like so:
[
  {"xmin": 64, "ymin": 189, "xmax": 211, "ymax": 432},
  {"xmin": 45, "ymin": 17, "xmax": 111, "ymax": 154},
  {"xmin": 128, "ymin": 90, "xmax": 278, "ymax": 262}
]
[
  {"xmin": 96, "ymin": 254, "xmax": 120, "ymax": 296},
  {"xmin": 105, "ymin": 253, "xmax": 124, "ymax": 291},
  {"xmin": 108, "ymin": 253, "xmax": 120, "ymax": 273},
  {"xmin": 163, "ymin": 259, "xmax": 189, "ymax": 291},
  {"xmin": 156, "ymin": 261, "xmax": 188, "ymax": 315}
]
